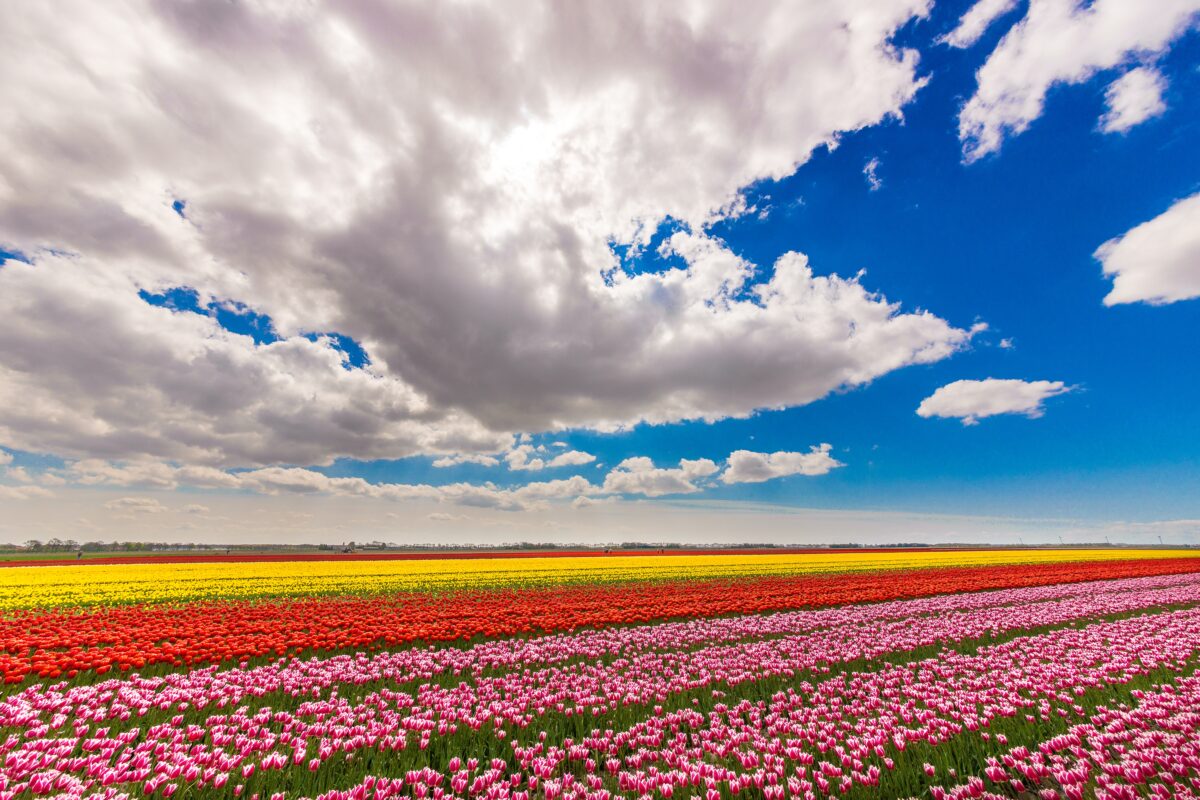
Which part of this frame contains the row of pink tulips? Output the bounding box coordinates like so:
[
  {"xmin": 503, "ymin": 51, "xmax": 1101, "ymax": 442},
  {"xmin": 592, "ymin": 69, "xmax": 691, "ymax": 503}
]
[{"xmin": 929, "ymin": 672, "xmax": 1200, "ymax": 800}]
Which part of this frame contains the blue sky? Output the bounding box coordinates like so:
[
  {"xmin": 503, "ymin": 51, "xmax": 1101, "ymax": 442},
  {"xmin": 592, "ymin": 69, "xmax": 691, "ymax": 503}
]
[
  {"xmin": 320, "ymin": 7, "xmax": 1200, "ymax": 523},
  {"xmin": 1, "ymin": 0, "xmax": 1199, "ymax": 543}
]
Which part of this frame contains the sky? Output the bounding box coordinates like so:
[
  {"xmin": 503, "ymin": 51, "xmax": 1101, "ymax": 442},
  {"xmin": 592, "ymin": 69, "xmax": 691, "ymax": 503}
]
[{"xmin": 1, "ymin": 0, "xmax": 1199, "ymax": 546}]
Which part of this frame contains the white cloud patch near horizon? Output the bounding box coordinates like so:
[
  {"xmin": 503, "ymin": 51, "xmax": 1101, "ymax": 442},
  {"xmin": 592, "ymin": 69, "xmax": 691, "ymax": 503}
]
[
  {"xmin": 957, "ymin": 0, "xmax": 1198, "ymax": 162},
  {"xmin": 46, "ymin": 440, "xmax": 843, "ymax": 511},
  {"xmin": 917, "ymin": 379, "xmax": 1073, "ymax": 425},
  {"xmin": 431, "ymin": 454, "xmax": 502, "ymax": 468},
  {"xmin": 1097, "ymin": 192, "xmax": 1200, "ymax": 306},
  {"xmin": 505, "ymin": 445, "xmax": 597, "ymax": 472},
  {"xmin": 721, "ymin": 445, "xmax": 844, "ymax": 484},
  {"xmin": 602, "ymin": 457, "xmax": 721, "ymax": 498},
  {"xmin": 104, "ymin": 496, "xmax": 169, "ymax": 514},
  {"xmin": 0, "ymin": 485, "xmax": 53, "ymax": 501},
  {"xmin": 0, "ymin": 0, "xmax": 975, "ymax": 474}
]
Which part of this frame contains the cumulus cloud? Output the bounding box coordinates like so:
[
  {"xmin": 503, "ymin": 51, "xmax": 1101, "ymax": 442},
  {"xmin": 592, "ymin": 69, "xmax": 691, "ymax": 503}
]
[
  {"xmin": 940, "ymin": 0, "xmax": 1019, "ymax": 48},
  {"xmin": 547, "ymin": 450, "xmax": 598, "ymax": 468},
  {"xmin": 104, "ymin": 496, "xmax": 169, "ymax": 514},
  {"xmin": 504, "ymin": 445, "xmax": 598, "ymax": 471},
  {"xmin": 181, "ymin": 504, "xmax": 210, "ymax": 515},
  {"xmin": 71, "ymin": 459, "xmax": 604, "ymax": 512},
  {"xmin": 721, "ymin": 444, "xmax": 844, "ymax": 484},
  {"xmin": 1100, "ymin": 67, "xmax": 1168, "ymax": 133},
  {"xmin": 48, "ymin": 442, "xmax": 842, "ymax": 509},
  {"xmin": 1097, "ymin": 192, "xmax": 1200, "ymax": 306},
  {"xmin": 0, "ymin": 0, "xmax": 973, "ymax": 470},
  {"xmin": 0, "ymin": 485, "xmax": 53, "ymax": 501},
  {"xmin": 0, "ymin": 450, "xmax": 11, "ymax": 467},
  {"xmin": 602, "ymin": 456, "xmax": 720, "ymax": 497},
  {"xmin": 431, "ymin": 454, "xmax": 502, "ymax": 468},
  {"xmin": 958, "ymin": 0, "xmax": 1199, "ymax": 161},
  {"xmin": 917, "ymin": 379, "xmax": 1073, "ymax": 425},
  {"xmin": 3, "ymin": 467, "xmax": 32, "ymax": 484}
]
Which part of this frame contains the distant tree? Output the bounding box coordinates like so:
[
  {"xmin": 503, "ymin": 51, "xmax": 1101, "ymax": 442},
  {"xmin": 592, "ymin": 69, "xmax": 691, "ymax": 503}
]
[{"xmin": 24, "ymin": 539, "xmax": 42, "ymax": 552}]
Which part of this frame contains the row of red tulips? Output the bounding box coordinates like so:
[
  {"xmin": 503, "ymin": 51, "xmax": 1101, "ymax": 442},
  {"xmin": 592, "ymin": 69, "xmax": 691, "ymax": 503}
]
[{"xmin": 2, "ymin": 557, "xmax": 1199, "ymax": 685}]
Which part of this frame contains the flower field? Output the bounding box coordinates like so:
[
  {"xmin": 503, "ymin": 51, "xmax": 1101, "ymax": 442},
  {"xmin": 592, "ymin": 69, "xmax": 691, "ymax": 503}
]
[{"xmin": 1, "ymin": 549, "xmax": 1199, "ymax": 799}]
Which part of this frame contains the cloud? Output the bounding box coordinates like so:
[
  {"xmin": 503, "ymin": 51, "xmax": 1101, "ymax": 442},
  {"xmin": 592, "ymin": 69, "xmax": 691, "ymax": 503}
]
[
  {"xmin": 940, "ymin": 0, "xmax": 1019, "ymax": 48},
  {"xmin": 431, "ymin": 454, "xmax": 501, "ymax": 468},
  {"xmin": 602, "ymin": 456, "xmax": 719, "ymax": 497},
  {"xmin": 0, "ymin": 485, "xmax": 53, "ymax": 501},
  {"xmin": 506, "ymin": 445, "xmax": 597, "ymax": 471},
  {"xmin": 0, "ymin": 450, "xmax": 11, "ymax": 467},
  {"xmin": 427, "ymin": 512, "xmax": 469, "ymax": 522},
  {"xmin": 66, "ymin": 459, "xmax": 244, "ymax": 490},
  {"xmin": 958, "ymin": 0, "xmax": 1198, "ymax": 161},
  {"xmin": 181, "ymin": 503, "xmax": 210, "ymax": 515},
  {"xmin": 721, "ymin": 444, "xmax": 844, "ymax": 484},
  {"xmin": 0, "ymin": 0, "xmax": 972, "ymax": 470},
  {"xmin": 3, "ymin": 466, "xmax": 32, "ymax": 484},
  {"xmin": 1097, "ymin": 192, "xmax": 1200, "ymax": 306},
  {"xmin": 104, "ymin": 496, "xmax": 169, "ymax": 514},
  {"xmin": 863, "ymin": 158, "xmax": 883, "ymax": 191},
  {"xmin": 1100, "ymin": 66, "xmax": 1168, "ymax": 133},
  {"xmin": 548, "ymin": 450, "xmax": 597, "ymax": 468},
  {"xmin": 505, "ymin": 445, "xmax": 547, "ymax": 472},
  {"xmin": 917, "ymin": 379, "xmax": 1073, "ymax": 425}
]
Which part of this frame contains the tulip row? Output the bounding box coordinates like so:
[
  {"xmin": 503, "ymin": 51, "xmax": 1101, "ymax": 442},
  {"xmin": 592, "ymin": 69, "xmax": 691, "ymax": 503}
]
[
  {"xmin": 0, "ymin": 571, "xmax": 1197, "ymax": 798},
  {"xmin": 4, "ymin": 557, "xmax": 1199, "ymax": 685},
  {"xmin": 2, "ymin": 549, "xmax": 1192, "ymax": 609},
  {"xmin": 928, "ymin": 672, "xmax": 1200, "ymax": 800}
]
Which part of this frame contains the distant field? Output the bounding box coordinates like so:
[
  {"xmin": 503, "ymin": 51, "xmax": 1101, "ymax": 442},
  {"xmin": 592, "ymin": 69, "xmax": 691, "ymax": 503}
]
[
  {"xmin": 1, "ymin": 547, "xmax": 1192, "ymax": 608},
  {"xmin": 0, "ymin": 545, "xmax": 970, "ymax": 568},
  {"xmin": 0, "ymin": 548, "xmax": 329, "ymax": 562}
]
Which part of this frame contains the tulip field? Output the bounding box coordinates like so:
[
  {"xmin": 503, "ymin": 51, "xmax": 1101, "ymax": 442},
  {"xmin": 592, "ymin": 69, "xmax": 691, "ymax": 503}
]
[{"xmin": 1, "ymin": 549, "xmax": 1200, "ymax": 800}]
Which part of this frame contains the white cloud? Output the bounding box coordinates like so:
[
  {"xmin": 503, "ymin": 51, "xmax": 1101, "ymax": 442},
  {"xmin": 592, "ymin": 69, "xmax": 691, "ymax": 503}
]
[
  {"xmin": 959, "ymin": 0, "xmax": 1199, "ymax": 161},
  {"xmin": 3, "ymin": 466, "xmax": 32, "ymax": 484},
  {"xmin": 505, "ymin": 445, "xmax": 547, "ymax": 472},
  {"xmin": 427, "ymin": 512, "xmax": 469, "ymax": 522},
  {"xmin": 431, "ymin": 454, "xmax": 501, "ymax": 468},
  {"xmin": 1097, "ymin": 192, "xmax": 1200, "ymax": 306},
  {"xmin": 181, "ymin": 503, "xmax": 210, "ymax": 514},
  {"xmin": 1100, "ymin": 66, "xmax": 1168, "ymax": 133},
  {"xmin": 104, "ymin": 496, "xmax": 168, "ymax": 514},
  {"xmin": 0, "ymin": 0, "xmax": 972, "ymax": 471},
  {"xmin": 547, "ymin": 450, "xmax": 597, "ymax": 468},
  {"xmin": 940, "ymin": 0, "xmax": 1019, "ymax": 48},
  {"xmin": 506, "ymin": 444, "xmax": 597, "ymax": 471},
  {"xmin": 0, "ymin": 485, "xmax": 53, "ymax": 501},
  {"xmin": 602, "ymin": 456, "xmax": 720, "ymax": 497},
  {"xmin": 52, "ymin": 456, "xmax": 608, "ymax": 512},
  {"xmin": 0, "ymin": 450, "xmax": 11, "ymax": 467},
  {"xmin": 863, "ymin": 157, "xmax": 883, "ymax": 191},
  {"xmin": 917, "ymin": 378, "xmax": 1073, "ymax": 425},
  {"xmin": 721, "ymin": 444, "xmax": 844, "ymax": 484}
]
